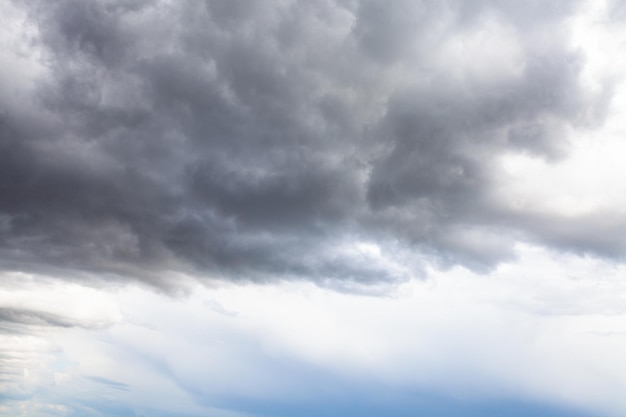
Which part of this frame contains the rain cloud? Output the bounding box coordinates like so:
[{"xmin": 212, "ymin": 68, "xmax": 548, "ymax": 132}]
[{"xmin": 0, "ymin": 0, "xmax": 617, "ymax": 290}]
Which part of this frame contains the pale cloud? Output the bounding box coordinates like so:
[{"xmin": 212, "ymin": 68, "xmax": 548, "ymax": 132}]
[{"xmin": 3, "ymin": 245, "xmax": 625, "ymax": 416}]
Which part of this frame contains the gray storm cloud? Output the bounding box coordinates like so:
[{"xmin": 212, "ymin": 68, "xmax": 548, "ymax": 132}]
[{"xmin": 0, "ymin": 0, "xmax": 616, "ymax": 289}]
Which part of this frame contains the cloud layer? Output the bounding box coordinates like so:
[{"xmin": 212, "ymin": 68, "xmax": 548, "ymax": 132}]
[
  {"xmin": 3, "ymin": 247, "xmax": 626, "ymax": 417},
  {"xmin": 4, "ymin": 2, "xmax": 626, "ymax": 416},
  {"xmin": 0, "ymin": 0, "xmax": 619, "ymax": 290}
]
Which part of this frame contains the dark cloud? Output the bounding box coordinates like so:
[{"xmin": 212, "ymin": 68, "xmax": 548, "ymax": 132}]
[{"xmin": 0, "ymin": 0, "xmax": 617, "ymax": 290}]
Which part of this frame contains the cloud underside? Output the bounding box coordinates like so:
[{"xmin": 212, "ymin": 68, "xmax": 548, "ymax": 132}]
[{"xmin": 0, "ymin": 0, "xmax": 619, "ymax": 289}]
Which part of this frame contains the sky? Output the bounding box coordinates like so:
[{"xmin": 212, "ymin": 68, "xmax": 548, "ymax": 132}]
[{"xmin": 1, "ymin": 0, "xmax": 626, "ymax": 416}]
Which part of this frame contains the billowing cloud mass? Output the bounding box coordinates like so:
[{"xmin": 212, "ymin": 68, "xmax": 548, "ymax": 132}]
[
  {"xmin": 0, "ymin": 0, "xmax": 618, "ymax": 290},
  {"xmin": 3, "ymin": 0, "xmax": 626, "ymax": 416}
]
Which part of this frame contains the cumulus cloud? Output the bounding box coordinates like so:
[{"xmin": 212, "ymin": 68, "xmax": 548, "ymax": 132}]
[
  {"xmin": 0, "ymin": 0, "xmax": 618, "ymax": 291},
  {"xmin": 7, "ymin": 3, "xmax": 626, "ymax": 416}
]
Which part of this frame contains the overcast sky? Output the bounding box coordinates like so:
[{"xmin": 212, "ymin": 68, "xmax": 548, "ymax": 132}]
[{"xmin": 2, "ymin": 0, "xmax": 626, "ymax": 416}]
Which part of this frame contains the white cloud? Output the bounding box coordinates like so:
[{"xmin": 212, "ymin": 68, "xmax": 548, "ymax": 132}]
[{"xmin": 4, "ymin": 245, "xmax": 626, "ymax": 416}]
